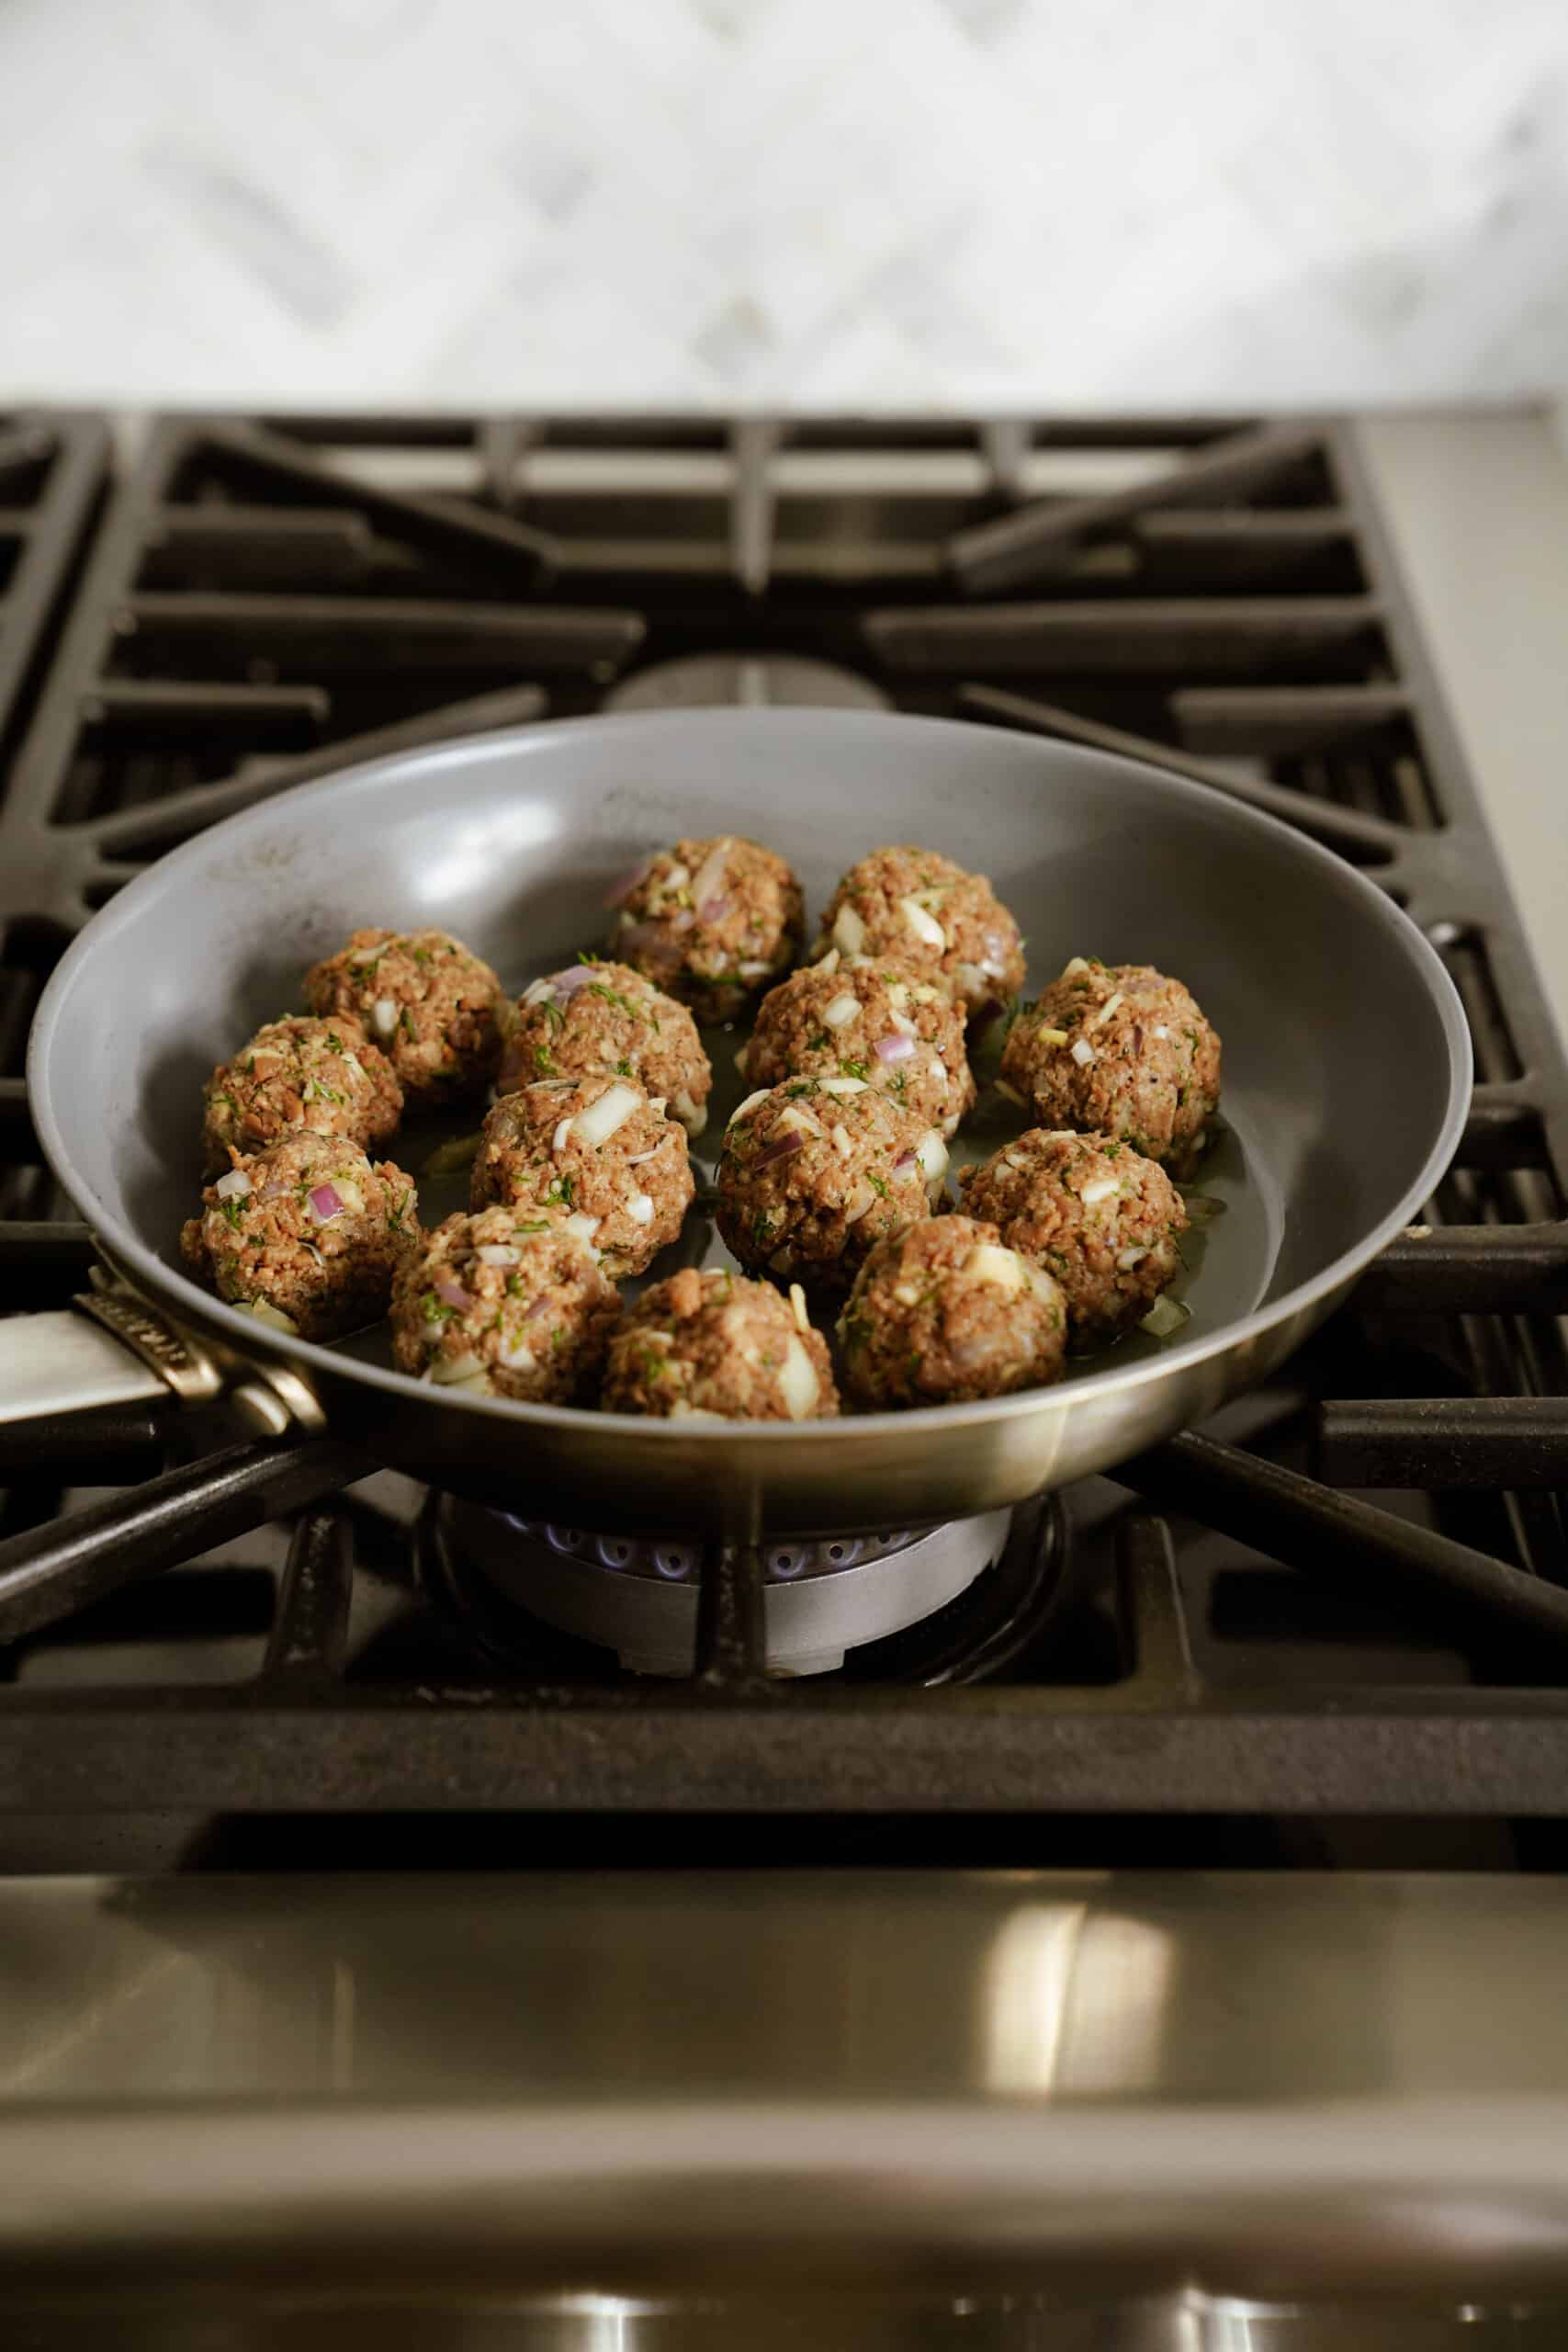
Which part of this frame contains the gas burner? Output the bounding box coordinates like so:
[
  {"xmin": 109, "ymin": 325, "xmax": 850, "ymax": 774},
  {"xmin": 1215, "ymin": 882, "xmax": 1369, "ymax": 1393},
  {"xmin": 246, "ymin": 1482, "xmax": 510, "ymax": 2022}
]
[
  {"xmin": 604, "ymin": 651, "xmax": 890, "ymax": 712},
  {"xmin": 417, "ymin": 1493, "xmax": 1068, "ymax": 1680}
]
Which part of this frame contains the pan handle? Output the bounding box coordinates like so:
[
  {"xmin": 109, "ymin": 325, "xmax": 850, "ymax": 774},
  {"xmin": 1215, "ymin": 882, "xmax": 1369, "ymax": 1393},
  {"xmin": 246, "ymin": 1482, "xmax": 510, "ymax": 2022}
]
[{"xmin": 0, "ymin": 1278, "xmax": 299, "ymax": 1469}]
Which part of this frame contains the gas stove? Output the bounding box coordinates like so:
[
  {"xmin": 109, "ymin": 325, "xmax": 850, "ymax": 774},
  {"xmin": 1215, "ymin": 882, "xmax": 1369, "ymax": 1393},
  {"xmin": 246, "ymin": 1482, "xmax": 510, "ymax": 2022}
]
[{"xmin": 2, "ymin": 407, "xmax": 1567, "ymax": 1873}]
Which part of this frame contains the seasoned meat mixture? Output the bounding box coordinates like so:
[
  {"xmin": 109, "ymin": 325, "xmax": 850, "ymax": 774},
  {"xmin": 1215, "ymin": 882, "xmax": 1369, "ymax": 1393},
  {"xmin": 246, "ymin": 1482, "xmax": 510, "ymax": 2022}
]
[
  {"xmin": 499, "ymin": 960, "xmax": 711, "ymax": 1136},
  {"xmin": 470, "ymin": 1074, "xmax": 693, "ymax": 1278},
  {"xmin": 303, "ymin": 927, "xmax": 503, "ymax": 1110},
  {"xmin": 200, "ymin": 1013, "xmax": 401, "ymax": 1175},
  {"xmin": 813, "ymin": 845, "xmax": 1024, "ymax": 1017},
  {"xmin": 603, "ymin": 1266, "xmax": 839, "ymax": 1421},
  {"xmin": 608, "ymin": 834, "xmax": 804, "ymax": 1023},
  {"xmin": 390, "ymin": 1205, "xmax": 620, "ymax": 1402},
  {"xmin": 837, "ymin": 1216, "xmax": 1066, "ymax": 1407},
  {"xmin": 715, "ymin": 1078, "xmax": 947, "ymax": 1294},
  {"xmin": 742, "ymin": 954, "xmax": 975, "ymax": 1138},
  {"xmin": 181, "ymin": 1131, "xmax": 418, "ymax": 1341},
  {"xmin": 960, "ymin": 1126, "xmax": 1187, "ymax": 1347},
  {"xmin": 999, "ymin": 958, "xmax": 1222, "ymax": 1178}
]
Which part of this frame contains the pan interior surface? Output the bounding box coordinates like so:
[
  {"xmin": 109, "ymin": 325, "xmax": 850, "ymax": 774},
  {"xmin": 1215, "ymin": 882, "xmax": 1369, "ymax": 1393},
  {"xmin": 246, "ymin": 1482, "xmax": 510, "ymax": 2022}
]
[{"xmin": 31, "ymin": 710, "xmax": 1469, "ymax": 1452}]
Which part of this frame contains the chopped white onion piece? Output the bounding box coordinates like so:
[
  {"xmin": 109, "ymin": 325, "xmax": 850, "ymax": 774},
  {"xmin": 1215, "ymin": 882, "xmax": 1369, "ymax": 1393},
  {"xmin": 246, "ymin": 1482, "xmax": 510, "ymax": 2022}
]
[
  {"xmin": 965, "ymin": 1241, "xmax": 1023, "ymax": 1294},
  {"xmin": 572, "ymin": 1080, "xmax": 642, "ymax": 1148},
  {"xmin": 832, "ymin": 904, "xmax": 866, "ymax": 956},
  {"xmin": 1140, "ymin": 1294, "xmax": 1191, "ymax": 1339},
  {"xmin": 822, "ymin": 992, "xmax": 861, "ymax": 1029},
  {"xmin": 1035, "ymin": 1025, "xmax": 1070, "ymax": 1046},
  {"xmin": 916, "ymin": 1130, "xmax": 949, "ymax": 1183},
  {"xmin": 371, "ymin": 997, "xmax": 399, "ymax": 1038},
  {"xmin": 627, "ymin": 1192, "xmax": 656, "ymax": 1226},
  {"xmin": 1001, "ymin": 1153, "xmax": 1030, "ymax": 1171},
  {"xmin": 499, "ymin": 1338, "xmax": 536, "ymax": 1373},
  {"xmin": 775, "ymin": 1104, "xmax": 824, "ymax": 1138},
  {"xmin": 476, "ymin": 1244, "xmax": 520, "ymax": 1267},
  {"xmin": 1080, "ymin": 1174, "xmax": 1120, "ymax": 1205},
  {"xmin": 842, "ymin": 1181, "xmax": 878, "ymax": 1226},
  {"xmin": 333, "ymin": 1180, "xmax": 364, "ymax": 1216},
  {"xmin": 1063, "ymin": 956, "xmax": 1090, "ymax": 978},
  {"xmin": 738, "ymin": 960, "xmax": 773, "ymax": 980},
  {"xmin": 930, "ymin": 1057, "xmax": 949, "ymax": 1091},
  {"xmin": 669, "ymin": 1402, "xmax": 728, "ymax": 1422},
  {"xmin": 552, "ymin": 1117, "xmax": 574, "ymax": 1152},
  {"xmin": 830, "ymin": 1122, "xmax": 853, "ymax": 1159},
  {"xmin": 779, "ymin": 1335, "xmax": 820, "ymax": 1420},
  {"xmin": 1153, "ymin": 1023, "xmax": 1170, "ymax": 1040},
  {"xmin": 887, "ymin": 1008, "xmax": 917, "ymax": 1036},
  {"xmin": 899, "ymin": 896, "xmax": 946, "ymax": 951},
  {"xmin": 1117, "ymin": 1245, "xmax": 1151, "ymax": 1271},
  {"xmin": 1069, "ymin": 1037, "xmax": 1097, "ymax": 1068},
  {"xmin": 672, "ymin": 1088, "xmax": 706, "ymax": 1138},
  {"xmin": 1092, "ymin": 990, "xmax": 1125, "ymax": 1029},
  {"xmin": 521, "ymin": 976, "xmax": 555, "ymax": 1008},
  {"xmin": 214, "ymin": 1169, "xmax": 251, "ymax": 1200},
  {"xmin": 564, "ymin": 1211, "xmax": 602, "ymax": 1254},
  {"xmin": 816, "ymin": 945, "xmax": 841, "ymax": 976},
  {"xmin": 815, "ymin": 1076, "xmax": 867, "ymax": 1096},
  {"xmin": 689, "ymin": 839, "xmax": 732, "ymax": 914},
  {"xmin": 247, "ymin": 1300, "xmax": 299, "ymax": 1334},
  {"xmin": 892, "ymin": 1282, "xmax": 922, "ymax": 1307},
  {"xmin": 788, "ymin": 1283, "xmax": 810, "ymax": 1336},
  {"xmin": 728, "ymin": 1089, "xmax": 773, "ymax": 1127},
  {"xmin": 431, "ymin": 1351, "xmax": 486, "ymax": 1385}
]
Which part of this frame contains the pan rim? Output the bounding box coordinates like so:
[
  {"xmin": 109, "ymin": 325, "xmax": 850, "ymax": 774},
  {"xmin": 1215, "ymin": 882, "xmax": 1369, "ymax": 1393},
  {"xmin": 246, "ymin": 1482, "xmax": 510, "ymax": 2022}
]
[{"xmin": 28, "ymin": 706, "xmax": 1473, "ymax": 1444}]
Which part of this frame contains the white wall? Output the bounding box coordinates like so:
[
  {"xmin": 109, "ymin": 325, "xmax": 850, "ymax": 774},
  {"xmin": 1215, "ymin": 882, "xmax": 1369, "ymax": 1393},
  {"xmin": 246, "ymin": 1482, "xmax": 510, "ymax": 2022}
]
[{"xmin": 3, "ymin": 0, "xmax": 1565, "ymax": 410}]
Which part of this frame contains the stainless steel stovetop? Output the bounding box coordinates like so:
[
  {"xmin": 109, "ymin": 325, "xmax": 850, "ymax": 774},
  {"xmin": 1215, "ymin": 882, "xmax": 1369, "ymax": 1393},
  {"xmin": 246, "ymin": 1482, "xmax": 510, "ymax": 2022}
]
[{"xmin": 1, "ymin": 407, "xmax": 1567, "ymax": 2335}]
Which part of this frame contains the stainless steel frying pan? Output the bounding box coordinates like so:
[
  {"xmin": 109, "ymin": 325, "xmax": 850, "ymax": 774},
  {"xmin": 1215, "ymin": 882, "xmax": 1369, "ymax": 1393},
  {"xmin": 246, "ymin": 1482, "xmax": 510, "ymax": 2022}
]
[{"xmin": 5, "ymin": 708, "xmax": 1471, "ymax": 1562}]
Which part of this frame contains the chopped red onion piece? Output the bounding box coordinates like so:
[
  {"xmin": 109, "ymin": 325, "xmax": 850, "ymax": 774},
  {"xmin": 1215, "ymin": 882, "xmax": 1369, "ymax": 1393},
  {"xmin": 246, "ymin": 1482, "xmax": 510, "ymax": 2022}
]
[
  {"xmin": 552, "ymin": 966, "xmax": 595, "ymax": 999},
  {"xmin": 753, "ymin": 1129, "xmax": 807, "ymax": 1168},
  {"xmin": 697, "ymin": 893, "xmax": 733, "ymax": 923},
  {"xmin": 214, "ymin": 1169, "xmax": 251, "ymax": 1200},
  {"xmin": 308, "ymin": 1184, "xmax": 343, "ymax": 1223},
  {"xmin": 891, "ymin": 1149, "xmax": 919, "ymax": 1175},
  {"xmin": 525, "ymin": 1291, "xmax": 556, "ymax": 1321},
  {"xmin": 605, "ymin": 857, "xmax": 654, "ymax": 908},
  {"xmin": 875, "ymin": 1032, "xmax": 917, "ymax": 1066},
  {"xmin": 620, "ymin": 920, "xmax": 682, "ymax": 963},
  {"xmin": 434, "ymin": 1278, "xmax": 472, "ymax": 1311}
]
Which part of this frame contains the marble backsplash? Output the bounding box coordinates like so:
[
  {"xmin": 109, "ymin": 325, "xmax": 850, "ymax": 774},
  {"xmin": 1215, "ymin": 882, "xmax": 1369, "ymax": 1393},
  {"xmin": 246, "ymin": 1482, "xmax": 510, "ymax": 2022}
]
[{"xmin": 2, "ymin": 0, "xmax": 1565, "ymax": 410}]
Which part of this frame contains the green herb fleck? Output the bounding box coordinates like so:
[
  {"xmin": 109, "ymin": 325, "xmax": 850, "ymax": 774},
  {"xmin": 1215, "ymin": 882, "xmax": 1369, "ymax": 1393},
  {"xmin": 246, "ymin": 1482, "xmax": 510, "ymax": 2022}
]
[
  {"xmin": 838, "ymin": 1057, "xmax": 870, "ymax": 1082},
  {"xmin": 545, "ymin": 1171, "xmax": 576, "ymax": 1209},
  {"xmin": 867, "ymin": 1173, "xmax": 888, "ymax": 1198},
  {"xmin": 421, "ymin": 1289, "xmax": 453, "ymax": 1325},
  {"xmin": 807, "ymin": 1031, "xmax": 830, "ymax": 1053},
  {"xmin": 533, "ymin": 1045, "xmax": 557, "ymax": 1076},
  {"xmin": 615, "ymin": 1057, "xmax": 634, "ymax": 1076},
  {"xmin": 220, "ymin": 1194, "xmax": 245, "ymax": 1232}
]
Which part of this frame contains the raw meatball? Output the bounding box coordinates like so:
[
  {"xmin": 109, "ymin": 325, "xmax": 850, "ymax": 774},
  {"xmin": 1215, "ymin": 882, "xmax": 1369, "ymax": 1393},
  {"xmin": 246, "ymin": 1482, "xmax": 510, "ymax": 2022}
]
[
  {"xmin": 608, "ymin": 834, "xmax": 804, "ymax": 1023},
  {"xmin": 390, "ymin": 1205, "xmax": 620, "ymax": 1402},
  {"xmin": 603, "ymin": 1267, "xmax": 839, "ymax": 1421},
  {"xmin": 470, "ymin": 1074, "xmax": 693, "ymax": 1278},
  {"xmin": 999, "ymin": 958, "xmax": 1222, "ymax": 1179},
  {"xmin": 180, "ymin": 1131, "xmax": 418, "ymax": 1341},
  {"xmin": 498, "ymin": 960, "xmax": 711, "ymax": 1136},
  {"xmin": 715, "ymin": 1078, "xmax": 947, "ymax": 1294},
  {"xmin": 961, "ymin": 1127, "xmax": 1188, "ymax": 1348},
  {"xmin": 200, "ymin": 1014, "xmax": 401, "ymax": 1175},
  {"xmin": 303, "ymin": 927, "xmax": 503, "ymax": 1110},
  {"xmin": 742, "ymin": 954, "xmax": 975, "ymax": 1139},
  {"xmin": 837, "ymin": 1216, "xmax": 1066, "ymax": 1408},
  {"xmin": 813, "ymin": 846, "xmax": 1024, "ymax": 1017}
]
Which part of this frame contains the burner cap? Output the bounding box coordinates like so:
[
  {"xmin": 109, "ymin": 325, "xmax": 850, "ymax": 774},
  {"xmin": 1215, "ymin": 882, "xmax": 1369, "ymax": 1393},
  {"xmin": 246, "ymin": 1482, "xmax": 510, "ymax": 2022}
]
[{"xmin": 605, "ymin": 652, "xmax": 890, "ymax": 713}]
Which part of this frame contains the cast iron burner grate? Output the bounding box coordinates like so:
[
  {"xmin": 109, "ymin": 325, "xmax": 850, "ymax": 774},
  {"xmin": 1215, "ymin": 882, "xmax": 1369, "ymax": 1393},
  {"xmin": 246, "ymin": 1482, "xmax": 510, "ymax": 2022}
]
[{"xmin": 1, "ymin": 409, "xmax": 1566, "ymax": 1846}]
